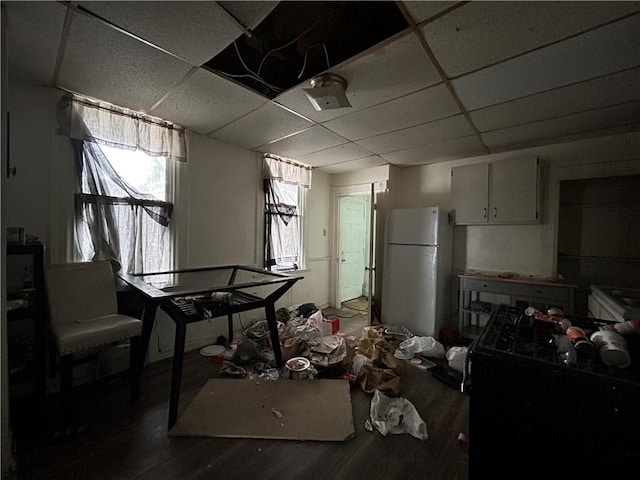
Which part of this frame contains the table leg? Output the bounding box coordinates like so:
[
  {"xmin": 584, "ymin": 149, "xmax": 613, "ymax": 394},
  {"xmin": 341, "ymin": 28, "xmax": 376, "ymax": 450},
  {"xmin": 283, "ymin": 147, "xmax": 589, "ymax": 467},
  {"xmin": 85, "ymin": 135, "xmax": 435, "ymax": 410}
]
[
  {"xmin": 139, "ymin": 301, "xmax": 159, "ymax": 371},
  {"xmin": 227, "ymin": 313, "xmax": 233, "ymax": 342},
  {"xmin": 265, "ymin": 302, "xmax": 283, "ymax": 367},
  {"xmin": 168, "ymin": 321, "xmax": 186, "ymax": 429}
]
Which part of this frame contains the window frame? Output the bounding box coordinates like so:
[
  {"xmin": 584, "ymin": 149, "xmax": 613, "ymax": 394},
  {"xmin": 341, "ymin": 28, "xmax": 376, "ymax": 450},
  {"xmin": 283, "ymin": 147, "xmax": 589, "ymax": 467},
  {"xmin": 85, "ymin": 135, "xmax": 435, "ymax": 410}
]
[{"xmin": 264, "ymin": 179, "xmax": 307, "ymax": 272}]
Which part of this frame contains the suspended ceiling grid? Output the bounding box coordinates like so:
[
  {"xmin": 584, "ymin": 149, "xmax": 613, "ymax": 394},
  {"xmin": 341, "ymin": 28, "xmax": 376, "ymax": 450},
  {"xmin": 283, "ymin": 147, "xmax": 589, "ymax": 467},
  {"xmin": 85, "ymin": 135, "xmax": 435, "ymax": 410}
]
[{"xmin": 5, "ymin": 1, "xmax": 640, "ymax": 173}]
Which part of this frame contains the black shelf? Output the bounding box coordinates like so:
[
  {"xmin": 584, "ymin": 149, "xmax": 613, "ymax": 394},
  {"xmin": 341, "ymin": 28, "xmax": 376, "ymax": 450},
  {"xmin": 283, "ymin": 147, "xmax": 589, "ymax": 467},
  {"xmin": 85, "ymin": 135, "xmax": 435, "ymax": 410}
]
[{"xmin": 6, "ymin": 243, "xmax": 47, "ymax": 399}]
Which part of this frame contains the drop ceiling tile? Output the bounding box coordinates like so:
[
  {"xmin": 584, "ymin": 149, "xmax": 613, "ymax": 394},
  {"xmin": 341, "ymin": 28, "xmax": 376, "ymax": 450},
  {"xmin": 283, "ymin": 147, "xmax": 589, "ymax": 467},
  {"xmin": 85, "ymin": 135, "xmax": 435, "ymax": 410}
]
[
  {"xmin": 356, "ymin": 114, "xmax": 473, "ymax": 154},
  {"xmin": 323, "ymin": 84, "xmax": 459, "ymax": 141},
  {"xmin": 218, "ymin": 1, "xmax": 279, "ymax": 29},
  {"xmin": 482, "ymin": 102, "xmax": 640, "ymax": 149},
  {"xmin": 5, "ymin": 1, "xmax": 66, "ymax": 85},
  {"xmin": 256, "ymin": 126, "xmax": 347, "ymax": 159},
  {"xmin": 59, "ymin": 13, "xmax": 193, "ymax": 112},
  {"xmin": 317, "ymin": 155, "xmax": 387, "ymax": 174},
  {"xmin": 452, "ymin": 14, "xmax": 640, "ymax": 111},
  {"xmin": 79, "ymin": 1, "xmax": 257, "ymax": 66},
  {"xmin": 471, "ymin": 68, "xmax": 640, "ymax": 132},
  {"xmin": 297, "ymin": 143, "xmax": 373, "ymax": 168},
  {"xmin": 382, "ymin": 135, "xmax": 486, "ymax": 165},
  {"xmin": 209, "ymin": 103, "xmax": 313, "ymax": 149},
  {"xmin": 151, "ymin": 68, "xmax": 268, "ymax": 134},
  {"xmin": 424, "ymin": 1, "xmax": 640, "ymax": 77},
  {"xmin": 274, "ymin": 32, "xmax": 442, "ymax": 123},
  {"xmin": 403, "ymin": 1, "xmax": 459, "ymax": 24}
]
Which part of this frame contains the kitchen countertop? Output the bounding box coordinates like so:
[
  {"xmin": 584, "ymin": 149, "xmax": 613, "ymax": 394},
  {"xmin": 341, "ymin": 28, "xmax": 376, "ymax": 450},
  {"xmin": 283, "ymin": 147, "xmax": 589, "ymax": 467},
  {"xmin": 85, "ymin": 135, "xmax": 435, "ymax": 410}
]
[{"xmin": 459, "ymin": 271, "xmax": 577, "ymax": 289}]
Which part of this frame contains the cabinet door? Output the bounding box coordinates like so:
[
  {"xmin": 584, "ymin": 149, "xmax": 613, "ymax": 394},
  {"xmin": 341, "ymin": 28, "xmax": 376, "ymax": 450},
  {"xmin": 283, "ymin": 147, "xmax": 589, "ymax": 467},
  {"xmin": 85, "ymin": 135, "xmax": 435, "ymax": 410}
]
[
  {"xmin": 451, "ymin": 163, "xmax": 489, "ymax": 225},
  {"xmin": 490, "ymin": 157, "xmax": 539, "ymax": 224}
]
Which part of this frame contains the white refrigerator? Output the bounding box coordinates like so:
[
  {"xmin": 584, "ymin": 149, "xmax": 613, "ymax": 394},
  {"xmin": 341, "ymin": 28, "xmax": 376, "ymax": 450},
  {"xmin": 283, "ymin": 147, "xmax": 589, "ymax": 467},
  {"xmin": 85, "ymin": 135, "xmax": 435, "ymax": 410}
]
[{"xmin": 381, "ymin": 207, "xmax": 452, "ymax": 337}]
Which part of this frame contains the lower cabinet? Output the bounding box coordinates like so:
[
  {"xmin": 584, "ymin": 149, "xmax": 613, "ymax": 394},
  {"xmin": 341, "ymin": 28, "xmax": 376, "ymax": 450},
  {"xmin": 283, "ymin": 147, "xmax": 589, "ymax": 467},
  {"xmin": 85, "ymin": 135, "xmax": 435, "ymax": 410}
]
[{"xmin": 459, "ymin": 275, "xmax": 576, "ymax": 340}]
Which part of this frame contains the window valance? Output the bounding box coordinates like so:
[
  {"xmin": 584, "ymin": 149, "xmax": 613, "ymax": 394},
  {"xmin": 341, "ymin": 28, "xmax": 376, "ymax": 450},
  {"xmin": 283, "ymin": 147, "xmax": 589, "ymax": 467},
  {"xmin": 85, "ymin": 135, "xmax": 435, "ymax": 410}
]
[
  {"xmin": 59, "ymin": 93, "xmax": 187, "ymax": 162},
  {"xmin": 263, "ymin": 153, "xmax": 312, "ymax": 188}
]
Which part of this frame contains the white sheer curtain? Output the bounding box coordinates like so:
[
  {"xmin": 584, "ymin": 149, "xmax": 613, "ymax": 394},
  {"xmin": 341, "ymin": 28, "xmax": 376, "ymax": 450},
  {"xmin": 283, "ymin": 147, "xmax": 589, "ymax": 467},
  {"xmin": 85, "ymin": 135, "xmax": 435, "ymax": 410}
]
[
  {"xmin": 61, "ymin": 93, "xmax": 187, "ymax": 163},
  {"xmin": 58, "ymin": 93, "xmax": 182, "ymax": 273},
  {"xmin": 263, "ymin": 153, "xmax": 312, "ymax": 187},
  {"xmin": 263, "ymin": 154, "xmax": 312, "ymax": 270}
]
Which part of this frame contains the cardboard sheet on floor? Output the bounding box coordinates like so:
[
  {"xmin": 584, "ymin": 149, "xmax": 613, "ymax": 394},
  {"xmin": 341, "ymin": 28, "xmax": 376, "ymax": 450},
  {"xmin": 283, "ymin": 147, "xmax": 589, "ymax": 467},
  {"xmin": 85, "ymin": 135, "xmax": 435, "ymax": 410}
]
[{"xmin": 169, "ymin": 378, "xmax": 355, "ymax": 441}]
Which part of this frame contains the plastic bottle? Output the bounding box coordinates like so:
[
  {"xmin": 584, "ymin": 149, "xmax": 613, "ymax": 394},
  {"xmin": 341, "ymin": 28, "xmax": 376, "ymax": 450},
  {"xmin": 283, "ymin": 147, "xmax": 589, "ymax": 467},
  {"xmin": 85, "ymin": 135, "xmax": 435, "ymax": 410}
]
[
  {"xmin": 210, "ymin": 291, "xmax": 233, "ymax": 304},
  {"xmin": 566, "ymin": 326, "xmax": 597, "ymax": 357},
  {"xmin": 525, "ymin": 306, "xmax": 572, "ymax": 331}
]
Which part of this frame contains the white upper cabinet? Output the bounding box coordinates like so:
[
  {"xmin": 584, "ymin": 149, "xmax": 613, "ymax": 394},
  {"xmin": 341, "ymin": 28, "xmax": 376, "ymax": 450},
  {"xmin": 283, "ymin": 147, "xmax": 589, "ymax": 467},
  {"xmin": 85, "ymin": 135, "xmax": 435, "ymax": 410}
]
[
  {"xmin": 490, "ymin": 157, "xmax": 540, "ymax": 223},
  {"xmin": 451, "ymin": 156, "xmax": 540, "ymax": 225},
  {"xmin": 450, "ymin": 162, "xmax": 490, "ymax": 224}
]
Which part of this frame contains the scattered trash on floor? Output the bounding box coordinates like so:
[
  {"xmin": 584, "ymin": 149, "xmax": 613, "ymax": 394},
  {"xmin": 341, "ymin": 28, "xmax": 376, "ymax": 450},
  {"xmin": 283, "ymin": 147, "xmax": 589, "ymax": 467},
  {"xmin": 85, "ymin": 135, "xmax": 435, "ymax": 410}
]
[
  {"xmin": 394, "ymin": 336, "xmax": 445, "ymax": 360},
  {"xmin": 369, "ymin": 389, "xmax": 428, "ymax": 441},
  {"xmin": 201, "ymin": 299, "xmax": 469, "ymax": 444}
]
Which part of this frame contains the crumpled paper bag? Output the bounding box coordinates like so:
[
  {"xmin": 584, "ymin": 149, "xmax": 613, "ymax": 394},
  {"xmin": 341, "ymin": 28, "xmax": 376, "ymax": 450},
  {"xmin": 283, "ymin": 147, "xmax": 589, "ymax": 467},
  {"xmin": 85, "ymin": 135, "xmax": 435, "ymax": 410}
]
[
  {"xmin": 359, "ymin": 363, "xmax": 401, "ymax": 397},
  {"xmin": 282, "ymin": 336, "xmax": 308, "ymax": 362}
]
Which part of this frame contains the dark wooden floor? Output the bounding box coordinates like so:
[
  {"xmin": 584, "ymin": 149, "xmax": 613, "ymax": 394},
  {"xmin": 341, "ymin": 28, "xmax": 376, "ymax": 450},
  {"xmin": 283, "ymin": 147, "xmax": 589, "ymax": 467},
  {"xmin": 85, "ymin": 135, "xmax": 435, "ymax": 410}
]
[{"xmin": 11, "ymin": 348, "xmax": 469, "ymax": 480}]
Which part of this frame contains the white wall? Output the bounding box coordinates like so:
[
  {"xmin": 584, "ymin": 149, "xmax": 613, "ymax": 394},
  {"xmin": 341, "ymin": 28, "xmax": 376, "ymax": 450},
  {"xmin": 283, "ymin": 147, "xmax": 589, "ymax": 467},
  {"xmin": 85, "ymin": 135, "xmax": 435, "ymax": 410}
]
[
  {"xmin": 289, "ymin": 169, "xmax": 331, "ymax": 308},
  {"xmin": 330, "ymin": 164, "xmax": 389, "ymax": 187},
  {"xmin": 6, "ymin": 81, "xmax": 60, "ymax": 248},
  {"xmin": 179, "ymin": 133, "xmax": 262, "ymax": 267},
  {"xmin": 393, "ymin": 131, "xmax": 640, "ymax": 278}
]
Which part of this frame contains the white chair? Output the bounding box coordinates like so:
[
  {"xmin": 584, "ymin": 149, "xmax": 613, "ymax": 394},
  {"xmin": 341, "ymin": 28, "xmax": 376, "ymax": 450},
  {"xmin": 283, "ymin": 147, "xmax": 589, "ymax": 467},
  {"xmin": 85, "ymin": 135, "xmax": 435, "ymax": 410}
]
[{"xmin": 45, "ymin": 261, "xmax": 142, "ymax": 400}]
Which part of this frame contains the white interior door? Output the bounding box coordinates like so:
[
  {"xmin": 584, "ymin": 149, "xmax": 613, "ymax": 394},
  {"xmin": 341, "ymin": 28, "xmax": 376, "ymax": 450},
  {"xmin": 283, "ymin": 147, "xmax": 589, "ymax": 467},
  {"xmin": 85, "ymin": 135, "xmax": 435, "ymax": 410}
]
[{"xmin": 338, "ymin": 196, "xmax": 367, "ymax": 304}]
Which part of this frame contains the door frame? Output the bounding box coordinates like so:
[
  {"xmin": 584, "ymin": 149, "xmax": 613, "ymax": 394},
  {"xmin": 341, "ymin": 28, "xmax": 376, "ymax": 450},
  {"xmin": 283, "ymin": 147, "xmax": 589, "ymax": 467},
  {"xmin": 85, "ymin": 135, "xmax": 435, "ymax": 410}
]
[
  {"xmin": 330, "ymin": 183, "xmax": 380, "ymax": 309},
  {"xmin": 337, "ymin": 195, "xmax": 369, "ymax": 305}
]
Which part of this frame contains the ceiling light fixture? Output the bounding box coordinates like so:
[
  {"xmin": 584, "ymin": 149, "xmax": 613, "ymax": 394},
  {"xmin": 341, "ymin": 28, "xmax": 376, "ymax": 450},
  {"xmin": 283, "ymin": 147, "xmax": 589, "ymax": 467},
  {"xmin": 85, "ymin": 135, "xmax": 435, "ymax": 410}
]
[{"xmin": 303, "ymin": 73, "xmax": 352, "ymax": 111}]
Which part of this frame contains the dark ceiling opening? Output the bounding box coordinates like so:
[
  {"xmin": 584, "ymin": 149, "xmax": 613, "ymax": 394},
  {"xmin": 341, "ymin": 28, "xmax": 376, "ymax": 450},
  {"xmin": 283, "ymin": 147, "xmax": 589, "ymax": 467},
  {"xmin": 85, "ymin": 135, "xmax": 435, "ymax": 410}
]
[{"xmin": 205, "ymin": 1, "xmax": 409, "ymax": 99}]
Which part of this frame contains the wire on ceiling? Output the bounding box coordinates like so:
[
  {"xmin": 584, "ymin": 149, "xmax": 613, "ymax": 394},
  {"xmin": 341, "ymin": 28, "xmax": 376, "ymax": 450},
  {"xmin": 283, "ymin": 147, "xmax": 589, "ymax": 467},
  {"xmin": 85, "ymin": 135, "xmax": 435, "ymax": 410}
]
[
  {"xmin": 232, "ymin": 41, "xmax": 284, "ymax": 93},
  {"xmin": 256, "ymin": 16, "xmax": 326, "ymax": 78},
  {"xmin": 297, "ymin": 43, "xmax": 330, "ymax": 79}
]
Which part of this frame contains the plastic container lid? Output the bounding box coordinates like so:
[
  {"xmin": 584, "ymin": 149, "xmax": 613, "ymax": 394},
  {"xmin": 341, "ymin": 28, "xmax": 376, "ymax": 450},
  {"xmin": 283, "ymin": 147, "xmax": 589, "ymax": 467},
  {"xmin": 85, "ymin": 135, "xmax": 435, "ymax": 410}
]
[
  {"xmin": 599, "ymin": 343, "xmax": 631, "ymax": 368},
  {"xmin": 200, "ymin": 345, "xmax": 225, "ymax": 357}
]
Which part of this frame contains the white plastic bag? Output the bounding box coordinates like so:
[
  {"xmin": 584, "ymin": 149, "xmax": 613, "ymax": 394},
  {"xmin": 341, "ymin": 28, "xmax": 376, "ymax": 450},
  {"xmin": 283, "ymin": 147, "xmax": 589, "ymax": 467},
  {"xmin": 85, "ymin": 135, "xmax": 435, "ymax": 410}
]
[
  {"xmin": 351, "ymin": 353, "xmax": 369, "ymax": 376},
  {"xmin": 394, "ymin": 336, "xmax": 445, "ymax": 359},
  {"xmin": 445, "ymin": 346, "xmax": 468, "ymax": 372},
  {"xmin": 369, "ymin": 390, "xmax": 428, "ymax": 441},
  {"xmin": 306, "ymin": 309, "xmax": 332, "ymax": 337}
]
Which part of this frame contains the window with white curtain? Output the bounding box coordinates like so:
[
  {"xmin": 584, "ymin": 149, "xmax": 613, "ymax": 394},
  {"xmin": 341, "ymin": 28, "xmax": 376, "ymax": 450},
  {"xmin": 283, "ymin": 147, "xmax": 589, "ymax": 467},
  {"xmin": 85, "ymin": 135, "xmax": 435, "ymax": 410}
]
[
  {"xmin": 263, "ymin": 154, "xmax": 311, "ymax": 271},
  {"xmin": 74, "ymin": 143, "xmax": 174, "ymax": 274},
  {"xmin": 60, "ymin": 94, "xmax": 186, "ymax": 274}
]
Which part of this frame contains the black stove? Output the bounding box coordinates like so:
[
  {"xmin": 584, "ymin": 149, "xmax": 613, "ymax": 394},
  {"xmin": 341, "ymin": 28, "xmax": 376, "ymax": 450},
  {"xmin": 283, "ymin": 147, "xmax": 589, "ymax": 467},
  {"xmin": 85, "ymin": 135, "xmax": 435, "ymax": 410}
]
[{"xmin": 467, "ymin": 305, "xmax": 640, "ymax": 480}]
